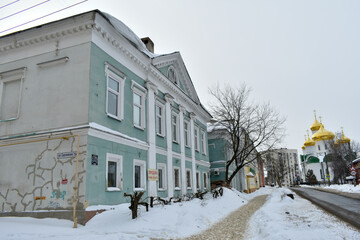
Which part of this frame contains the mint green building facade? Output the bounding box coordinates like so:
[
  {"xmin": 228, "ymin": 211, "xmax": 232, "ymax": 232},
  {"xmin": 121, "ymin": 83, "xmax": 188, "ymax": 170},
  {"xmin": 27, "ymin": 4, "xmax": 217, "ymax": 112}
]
[{"xmin": 0, "ymin": 10, "xmax": 211, "ymax": 222}]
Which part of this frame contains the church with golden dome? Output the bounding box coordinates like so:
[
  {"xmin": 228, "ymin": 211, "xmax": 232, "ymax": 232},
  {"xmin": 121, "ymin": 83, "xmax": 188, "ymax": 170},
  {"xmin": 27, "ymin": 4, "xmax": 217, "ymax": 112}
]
[{"xmin": 300, "ymin": 111, "xmax": 351, "ymax": 183}]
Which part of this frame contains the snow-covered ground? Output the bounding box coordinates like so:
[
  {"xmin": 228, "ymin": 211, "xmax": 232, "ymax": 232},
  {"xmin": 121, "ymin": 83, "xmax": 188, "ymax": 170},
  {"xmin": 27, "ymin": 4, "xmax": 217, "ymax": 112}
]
[
  {"xmin": 300, "ymin": 183, "xmax": 360, "ymax": 193},
  {"xmin": 247, "ymin": 188, "xmax": 360, "ymax": 240},
  {"xmin": 0, "ymin": 186, "xmax": 359, "ymax": 240}
]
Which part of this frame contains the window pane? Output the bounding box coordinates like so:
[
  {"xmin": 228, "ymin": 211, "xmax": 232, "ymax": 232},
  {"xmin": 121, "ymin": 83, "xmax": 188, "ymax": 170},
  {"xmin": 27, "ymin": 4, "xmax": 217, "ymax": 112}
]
[
  {"xmin": 135, "ymin": 165, "xmax": 141, "ymax": 188},
  {"xmin": 108, "ymin": 161, "xmax": 117, "ymax": 187},
  {"xmin": 108, "ymin": 91, "xmax": 118, "ymax": 116},
  {"xmin": 172, "ymin": 124, "xmax": 177, "ymax": 141},
  {"xmin": 108, "ymin": 77, "xmax": 119, "ymax": 92},
  {"xmin": 174, "ymin": 169, "xmax": 179, "ymax": 187},
  {"xmin": 203, "ymin": 173, "xmax": 207, "ymax": 188},
  {"xmin": 133, "ymin": 92, "xmax": 141, "ymax": 105},
  {"xmin": 158, "ymin": 169, "xmax": 163, "ymax": 189},
  {"xmin": 186, "ymin": 171, "xmax": 191, "ymax": 187},
  {"xmin": 196, "ymin": 172, "xmax": 200, "ymax": 188},
  {"xmin": 156, "ymin": 116, "xmax": 162, "ymax": 134},
  {"xmin": 133, "ymin": 105, "xmax": 141, "ymax": 126}
]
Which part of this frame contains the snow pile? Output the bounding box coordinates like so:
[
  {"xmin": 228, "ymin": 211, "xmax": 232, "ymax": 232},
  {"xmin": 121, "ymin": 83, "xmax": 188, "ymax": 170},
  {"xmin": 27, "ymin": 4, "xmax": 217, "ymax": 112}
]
[
  {"xmin": 247, "ymin": 188, "xmax": 360, "ymax": 240},
  {"xmin": 0, "ymin": 188, "xmax": 270, "ymax": 240},
  {"xmin": 323, "ymin": 184, "xmax": 360, "ymax": 193},
  {"xmin": 300, "ymin": 184, "xmax": 360, "ymax": 193}
]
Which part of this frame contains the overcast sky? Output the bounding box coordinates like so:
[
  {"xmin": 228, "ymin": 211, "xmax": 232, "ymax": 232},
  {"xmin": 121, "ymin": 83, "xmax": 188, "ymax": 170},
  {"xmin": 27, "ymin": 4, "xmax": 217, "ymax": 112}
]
[{"xmin": 1, "ymin": 0, "xmax": 359, "ymax": 155}]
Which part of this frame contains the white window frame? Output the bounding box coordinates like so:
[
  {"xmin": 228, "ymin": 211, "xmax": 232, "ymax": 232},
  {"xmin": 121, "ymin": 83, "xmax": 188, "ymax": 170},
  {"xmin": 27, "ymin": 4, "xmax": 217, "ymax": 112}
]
[
  {"xmin": 157, "ymin": 163, "xmax": 167, "ymax": 191},
  {"xmin": 134, "ymin": 159, "xmax": 146, "ymax": 191},
  {"xmin": 105, "ymin": 65, "xmax": 125, "ymax": 120},
  {"xmin": 172, "ymin": 112, "xmax": 179, "ymax": 143},
  {"xmin": 196, "ymin": 171, "xmax": 200, "ymax": 190},
  {"xmin": 132, "ymin": 87, "xmax": 146, "ymax": 129},
  {"xmin": 194, "ymin": 126, "xmax": 200, "ymax": 151},
  {"xmin": 186, "ymin": 168, "xmax": 192, "ymax": 189},
  {"xmin": 174, "ymin": 167, "xmax": 181, "ymax": 190},
  {"xmin": 155, "ymin": 101, "xmax": 165, "ymax": 137},
  {"xmin": 201, "ymin": 130, "xmax": 206, "ymax": 155},
  {"xmin": 203, "ymin": 172, "xmax": 208, "ymax": 189},
  {"xmin": 0, "ymin": 68, "xmax": 26, "ymax": 122},
  {"xmin": 184, "ymin": 120, "xmax": 190, "ymax": 147},
  {"xmin": 106, "ymin": 153, "xmax": 123, "ymax": 191}
]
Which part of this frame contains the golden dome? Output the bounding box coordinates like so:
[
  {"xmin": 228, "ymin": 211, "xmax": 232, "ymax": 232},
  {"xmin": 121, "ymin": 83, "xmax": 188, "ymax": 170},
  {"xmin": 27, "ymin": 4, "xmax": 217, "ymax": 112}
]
[
  {"xmin": 304, "ymin": 132, "xmax": 315, "ymax": 146},
  {"xmin": 312, "ymin": 122, "xmax": 335, "ymax": 141},
  {"xmin": 301, "ymin": 145, "xmax": 305, "ymax": 150},
  {"xmin": 310, "ymin": 111, "xmax": 322, "ymax": 131},
  {"xmin": 337, "ymin": 128, "xmax": 351, "ymax": 144}
]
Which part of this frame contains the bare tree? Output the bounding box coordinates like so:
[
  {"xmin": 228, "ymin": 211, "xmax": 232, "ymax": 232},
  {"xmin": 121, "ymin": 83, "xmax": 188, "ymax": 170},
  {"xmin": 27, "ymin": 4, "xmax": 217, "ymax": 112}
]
[
  {"xmin": 328, "ymin": 139, "xmax": 358, "ymax": 184},
  {"xmin": 209, "ymin": 84, "xmax": 286, "ymax": 185},
  {"xmin": 305, "ymin": 169, "xmax": 318, "ymax": 185}
]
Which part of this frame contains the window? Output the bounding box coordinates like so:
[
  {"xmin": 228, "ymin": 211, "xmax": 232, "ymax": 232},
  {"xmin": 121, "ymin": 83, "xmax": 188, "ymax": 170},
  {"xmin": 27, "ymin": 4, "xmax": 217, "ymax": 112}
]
[
  {"xmin": 106, "ymin": 65, "xmax": 125, "ymax": 120},
  {"xmin": 134, "ymin": 160, "xmax": 146, "ymax": 190},
  {"xmin": 186, "ymin": 169, "xmax": 192, "ymax": 188},
  {"xmin": 157, "ymin": 163, "xmax": 167, "ymax": 190},
  {"xmin": 167, "ymin": 66, "xmax": 177, "ymax": 84},
  {"xmin": 203, "ymin": 172, "xmax": 208, "ymax": 189},
  {"xmin": 174, "ymin": 167, "xmax": 180, "ymax": 189},
  {"xmin": 318, "ymin": 145, "xmax": 321, "ymax": 151},
  {"xmin": 106, "ymin": 153, "xmax": 123, "ymax": 191},
  {"xmin": 132, "ymin": 89, "xmax": 145, "ymax": 129},
  {"xmin": 201, "ymin": 130, "xmax": 206, "ymax": 154},
  {"xmin": 172, "ymin": 113, "xmax": 179, "ymax": 143},
  {"xmin": 196, "ymin": 171, "xmax": 200, "ymax": 189},
  {"xmin": 0, "ymin": 68, "xmax": 25, "ymax": 121},
  {"xmin": 156, "ymin": 102, "xmax": 165, "ymax": 136},
  {"xmin": 184, "ymin": 120, "xmax": 190, "ymax": 147},
  {"xmin": 194, "ymin": 127, "xmax": 199, "ymax": 151}
]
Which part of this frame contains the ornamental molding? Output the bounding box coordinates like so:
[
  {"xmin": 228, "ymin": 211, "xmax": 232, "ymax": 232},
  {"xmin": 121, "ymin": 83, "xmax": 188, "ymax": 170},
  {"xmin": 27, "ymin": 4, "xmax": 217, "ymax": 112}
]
[
  {"xmin": 92, "ymin": 23, "xmax": 149, "ymax": 72},
  {"xmin": 0, "ymin": 22, "xmax": 93, "ymax": 53}
]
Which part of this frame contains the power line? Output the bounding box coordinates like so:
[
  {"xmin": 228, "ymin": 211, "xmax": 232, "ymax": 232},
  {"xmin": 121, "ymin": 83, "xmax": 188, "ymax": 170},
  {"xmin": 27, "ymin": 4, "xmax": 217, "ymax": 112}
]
[
  {"xmin": 0, "ymin": 0, "xmax": 51, "ymax": 22},
  {"xmin": 0, "ymin": 0, "xmax": 88, "ymax": 35},
  {"xmin": 0, "ymin": 0, "xmax": 20, "ymax": 10}
]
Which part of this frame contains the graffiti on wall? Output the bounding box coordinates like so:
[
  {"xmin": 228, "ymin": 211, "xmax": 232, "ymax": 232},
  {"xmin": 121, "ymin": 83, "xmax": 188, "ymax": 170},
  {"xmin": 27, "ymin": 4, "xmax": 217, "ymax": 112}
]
[{"xmin": 0, "ymin": 135, "xmax": 86, "ymax": 212}]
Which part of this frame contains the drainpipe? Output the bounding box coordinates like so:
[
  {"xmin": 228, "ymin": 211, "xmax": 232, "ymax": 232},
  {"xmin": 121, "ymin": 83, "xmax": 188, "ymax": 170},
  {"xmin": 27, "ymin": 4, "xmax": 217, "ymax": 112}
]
[{"xmin": 0, "ymin": 134, "xmax": 80, "ymax": 228}]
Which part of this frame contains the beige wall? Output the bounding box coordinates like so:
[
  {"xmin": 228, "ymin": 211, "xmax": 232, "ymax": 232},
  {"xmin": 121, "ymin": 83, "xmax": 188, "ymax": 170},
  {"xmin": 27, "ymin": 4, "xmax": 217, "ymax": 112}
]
[{"xmin": 0, "ymin": 129, "xmax": 87, "ymax": 212}]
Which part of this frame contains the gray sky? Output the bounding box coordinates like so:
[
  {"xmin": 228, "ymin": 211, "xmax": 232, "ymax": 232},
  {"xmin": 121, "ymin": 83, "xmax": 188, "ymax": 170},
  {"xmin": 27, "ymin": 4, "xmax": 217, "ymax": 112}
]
[{"xmin": 1, "ymin": 0, "xmax": 359, "ymax": 155}]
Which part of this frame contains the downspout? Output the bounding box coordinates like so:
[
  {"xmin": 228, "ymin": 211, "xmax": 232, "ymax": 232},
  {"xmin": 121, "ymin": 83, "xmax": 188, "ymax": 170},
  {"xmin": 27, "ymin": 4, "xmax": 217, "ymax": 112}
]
[{"xmin": 0, "ymin": 134, "xmax": 80, "ymax": 228}]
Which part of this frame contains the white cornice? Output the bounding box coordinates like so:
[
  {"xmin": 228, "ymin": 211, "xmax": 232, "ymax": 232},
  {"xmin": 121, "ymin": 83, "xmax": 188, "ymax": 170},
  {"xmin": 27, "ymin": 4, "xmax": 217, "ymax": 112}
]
[{"xmin": 0, "ymin": 22, "xmax": 93, "ymax": 53}]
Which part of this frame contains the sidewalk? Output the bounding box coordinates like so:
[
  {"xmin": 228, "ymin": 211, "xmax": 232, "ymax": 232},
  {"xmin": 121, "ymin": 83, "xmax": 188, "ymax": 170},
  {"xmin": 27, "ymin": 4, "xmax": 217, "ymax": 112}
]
[{"xmin": 183, "ymin": 195, "xmax": 268, "ymax": 240}]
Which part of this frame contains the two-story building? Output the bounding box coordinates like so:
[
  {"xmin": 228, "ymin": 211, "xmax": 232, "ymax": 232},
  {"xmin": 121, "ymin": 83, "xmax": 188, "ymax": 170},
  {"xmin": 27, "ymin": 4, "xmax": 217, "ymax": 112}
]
[{"xmin": 0, "ymin": 10, "xmax": 211, "ymax": 224}]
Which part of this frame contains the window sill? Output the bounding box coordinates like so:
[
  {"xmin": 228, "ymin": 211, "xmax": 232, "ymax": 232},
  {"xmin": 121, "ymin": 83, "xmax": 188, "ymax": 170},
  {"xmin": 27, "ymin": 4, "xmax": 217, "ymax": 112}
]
[
  {"xmin": 134, "ymin": 188, "xmax": 145, "ymax": 192},
  {"xmin": 185, "ymin": 145, "xmax": 190, "ymax": 149},
  {"xmin": 158, "ymin": 189, "xmax": 167, "ymax": 192},
  {"xmin": 107, "ymin": 113, "xmax": 122, "ymax": 121},
  {"xmin": 134, "ymin": 125, "xmax": 145, "ymax": 131},
  {"xmin": 174, "ymin": 187, "xmax": 181, "ymax": 191},
  {"xmin": 156, "ymin": 133, "xmax": 165, "ymax": 138},
  {"xmin": 173, "ymin": 140, "xmax": 179, "ymax": 144},
  {"xmin": 186, "ymin": 187, "xmax": 192, "ymax": 190},
  {"xmin": 106, "ymin": 187, "xmax": 121, "ymax": 192}
]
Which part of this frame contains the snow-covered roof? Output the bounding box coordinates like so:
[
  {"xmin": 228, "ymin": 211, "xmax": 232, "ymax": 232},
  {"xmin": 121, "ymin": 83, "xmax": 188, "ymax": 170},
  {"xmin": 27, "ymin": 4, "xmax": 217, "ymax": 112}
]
[{"xmin": 101, "ymin": 12, "xmax": 160, "ymax": 58}]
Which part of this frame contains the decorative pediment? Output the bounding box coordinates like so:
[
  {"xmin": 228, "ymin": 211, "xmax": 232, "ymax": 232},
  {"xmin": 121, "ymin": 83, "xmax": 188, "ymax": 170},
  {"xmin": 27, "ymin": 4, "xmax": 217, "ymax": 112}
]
[{"xmin": 152, "ymin": 53, "xmax": 200, "ymax": 104}]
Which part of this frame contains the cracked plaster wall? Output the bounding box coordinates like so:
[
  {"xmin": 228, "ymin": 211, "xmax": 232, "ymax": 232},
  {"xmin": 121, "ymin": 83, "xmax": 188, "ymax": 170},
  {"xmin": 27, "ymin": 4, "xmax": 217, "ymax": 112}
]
[{"xmin": 0, "ymin": 132, "xmax": 87, "ymax": 212}]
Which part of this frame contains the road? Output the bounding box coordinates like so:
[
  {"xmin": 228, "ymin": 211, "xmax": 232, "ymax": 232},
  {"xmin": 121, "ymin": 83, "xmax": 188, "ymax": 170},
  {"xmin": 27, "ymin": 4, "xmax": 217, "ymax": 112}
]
[{"xmin": 291, "ymin": 187, "xmax": 360, "ymax": 229}]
